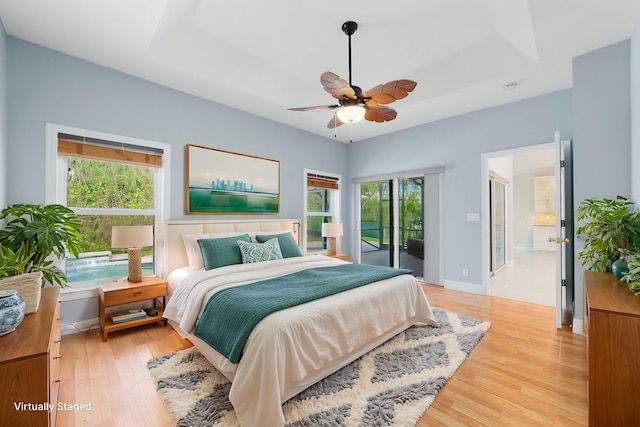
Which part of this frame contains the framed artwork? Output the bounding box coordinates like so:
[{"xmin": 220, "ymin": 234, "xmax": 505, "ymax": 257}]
[{"xmin": 186, "ymin": 144, "xmax": 280, "ymax": 214}]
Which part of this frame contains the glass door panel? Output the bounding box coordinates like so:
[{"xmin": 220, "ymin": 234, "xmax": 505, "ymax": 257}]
[
  {"xmin": 399, "ymin": 177, "xmax": 424, "ymax": 277},
  {"xmin": 360, "ymin": 180, "xmax": 392, "ymax": 267},
  {"xmin": 490, "ymin": 177, "xmax": 506, "ymax": 274}
]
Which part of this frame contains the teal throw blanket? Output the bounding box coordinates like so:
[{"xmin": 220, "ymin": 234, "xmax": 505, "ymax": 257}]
[{"xmin": 195, "ymin": 263, "xmax": 412, "ymax": 363}]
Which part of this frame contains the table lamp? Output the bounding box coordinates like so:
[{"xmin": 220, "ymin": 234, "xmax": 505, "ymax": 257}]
[
  {"xmin": 111, "ymin": 225, "xmax": 154, "ymax": 282},
  {"xmin": 322, "ymin": 223, "xmax": 343, "ymax": 256}
]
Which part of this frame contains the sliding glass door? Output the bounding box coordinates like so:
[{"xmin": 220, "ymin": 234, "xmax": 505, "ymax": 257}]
[
  {"xmin": 360, "ymin": 180, "xmax": 393, "ymax": 268},
  {"xmin": 359, "ymin": 176, "xmax": 424, "ymax": 277}
]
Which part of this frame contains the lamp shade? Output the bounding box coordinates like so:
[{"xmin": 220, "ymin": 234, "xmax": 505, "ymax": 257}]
[
  {"xmin": 322, "ymin": 223, "xmax": 343, "ymax": 238},
  {"xmin": 111, "ymin": 225, "xmax": 154, "ymax": 249},
  {"xmin": 336, "ymin": 106, "xmax": 365, "ymax": 123}
]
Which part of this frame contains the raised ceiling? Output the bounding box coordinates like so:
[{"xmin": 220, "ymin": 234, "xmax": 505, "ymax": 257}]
[{"xmin": 1, "ymin": 0, "xmax": 639, "ymax": 143}]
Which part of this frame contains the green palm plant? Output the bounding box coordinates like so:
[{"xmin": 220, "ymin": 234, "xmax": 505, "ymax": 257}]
[
  {"xmin": 0, "ymin": 204, "xmax": 81, "ymax": 288},
  {"xmin": 576, "ymin": 196, "xmax": 640, "ymax": 272}
]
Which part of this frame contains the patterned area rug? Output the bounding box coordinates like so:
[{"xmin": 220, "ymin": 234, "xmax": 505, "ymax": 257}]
[{"xmin": 147, "ymin": 309, "xmax": 490, "ymax": 426}]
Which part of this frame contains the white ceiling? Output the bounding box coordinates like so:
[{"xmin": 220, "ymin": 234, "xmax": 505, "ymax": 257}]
[{"xmin": 1, "ymin": 0, "xmax": 639, "ymax": 143}]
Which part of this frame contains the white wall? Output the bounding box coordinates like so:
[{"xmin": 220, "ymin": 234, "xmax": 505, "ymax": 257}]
[{"xmin": 513, "ymin": 173, "xmax": 535, "ymax": 249}]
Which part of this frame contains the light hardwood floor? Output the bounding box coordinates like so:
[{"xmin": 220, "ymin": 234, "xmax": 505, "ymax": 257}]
[{"xmin": 57, "ymin": 284, "xmax": 587, "ymax": 427}]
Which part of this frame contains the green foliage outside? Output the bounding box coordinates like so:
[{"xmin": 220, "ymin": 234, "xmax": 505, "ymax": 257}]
[
  {"xmin": 67, "ymin": 157, "xmax": 155, "ymax": 254},
  {"xmin": 360, "ymin": 179, "xmax": 423, "ymax": 246},
  {"xmin": 68, "ymin": 158, "xmax": 154, "ymax": 210},
  {"xmin": 307, "ymin": 188, "xmax": 331, "ymax": 243}
]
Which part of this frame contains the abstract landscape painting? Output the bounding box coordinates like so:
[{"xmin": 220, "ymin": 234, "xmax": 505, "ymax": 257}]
[{"xmin": 186, "ymin": 145, "xmax": 279, "ymax": 214}]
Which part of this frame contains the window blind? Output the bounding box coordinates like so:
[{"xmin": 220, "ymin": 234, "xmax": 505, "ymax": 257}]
[
  {"xmin": 307, "ymin": 173, "xmax": 339, "ymax": 190},
  {"xmin": 57, "ymin": 133, "xmax": 163, "ymax": 168}
]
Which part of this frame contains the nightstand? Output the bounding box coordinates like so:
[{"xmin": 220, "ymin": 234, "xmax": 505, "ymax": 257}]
[
  {"xmin": 98, "ymin": 277, "xmax": 167, "ymax": 341},
  {"xmin": 327, "ymin": 253, "xmax": 349, "ymax": 261}
]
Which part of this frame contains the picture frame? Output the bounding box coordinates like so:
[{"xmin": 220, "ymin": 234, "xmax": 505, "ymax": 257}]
[{"xmin": 186, "ymin": 144, "xmax": 280, "ymax": 214}]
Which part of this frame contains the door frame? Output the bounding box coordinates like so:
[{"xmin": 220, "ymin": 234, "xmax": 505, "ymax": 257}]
[{"xmin": 481, "ymin": 140, "xmax": 570, "ymax": 326}]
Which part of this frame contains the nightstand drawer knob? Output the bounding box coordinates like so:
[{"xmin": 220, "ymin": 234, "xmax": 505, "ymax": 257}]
[{"xmin": 133, "ymin": 291, "xmax": 143, "ymax": 296}]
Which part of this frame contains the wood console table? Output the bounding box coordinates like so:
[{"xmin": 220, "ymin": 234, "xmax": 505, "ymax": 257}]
[
  {"xmin": 584, "ymin": 271, "xmax": 640, "ymax": 426},
  {"xmin": 0, "ymin": 287, "xmax": 61, "ymax": 427}
]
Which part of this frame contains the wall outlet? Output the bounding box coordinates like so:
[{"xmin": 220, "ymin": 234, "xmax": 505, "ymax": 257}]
[
  {"xmin": 462, "ymin": 268, "xmax": 469, "ymax": 277},
  {"xmin": 467, "ymin": 213, "xmax": 480, "ymax": 222}
]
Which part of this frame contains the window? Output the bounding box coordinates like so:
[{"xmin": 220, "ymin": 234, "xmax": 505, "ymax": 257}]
[
  {"xmin": 46, "ymin": 125, "xmax": 170, "ymax": 290},
  {"xmin": 304, "ymin": 171, "xmax": 340, "ymax": 253}
]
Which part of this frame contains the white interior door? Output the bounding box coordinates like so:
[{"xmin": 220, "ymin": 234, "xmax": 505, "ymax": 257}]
[{"xmin": 553, "ymin": 132, "xmax": 574, "ymax": 328}]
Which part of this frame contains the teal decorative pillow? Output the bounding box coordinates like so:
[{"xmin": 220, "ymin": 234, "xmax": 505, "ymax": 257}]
[
  {"xmin": 197, "ymin": 234, "xmax": 251, "ymax": 270},
  {"xmin": 238, "ymin": 238, "xmax": 283, "ymax": 263},
  {"xmin": 255, "ymin": 232, "xmax": 302, "ymax": 258}
]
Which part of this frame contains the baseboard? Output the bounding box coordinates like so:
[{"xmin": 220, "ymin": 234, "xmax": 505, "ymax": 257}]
[
  {"xmin": 572, "ymin": 316, "xmax": 584, "ymax": 335},
  {"xmin": 61, "ymin": 317, "xmax": 101, "ymax": 335},
  {"xmin": 443, "ymin": 280, "xmax": 483, "ymax": 294}
]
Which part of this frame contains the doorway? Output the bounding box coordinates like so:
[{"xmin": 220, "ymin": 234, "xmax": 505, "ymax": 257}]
[
  {"xmin": 483, "ymin": 144, "xmax": 562, "ymax": 310},
  {"xmin": 355, "ymin": 168, "xmax": 444, "ymax": 284}
]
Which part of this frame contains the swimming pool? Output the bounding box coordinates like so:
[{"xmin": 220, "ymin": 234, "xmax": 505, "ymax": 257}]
[{"xmin": 66, "ymin": 256, "xmax": 153, "ymax": 284}]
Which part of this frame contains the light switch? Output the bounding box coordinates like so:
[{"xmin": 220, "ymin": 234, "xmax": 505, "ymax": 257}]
[{"xmin": 467, "ymin": 213, "xmax": 480, "ymax": 222}]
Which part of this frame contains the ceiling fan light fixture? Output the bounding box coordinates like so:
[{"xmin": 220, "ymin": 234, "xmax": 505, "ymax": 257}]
[{"xmin": 336, "ymin": 105, "xmax": 365, "ymax": 123}]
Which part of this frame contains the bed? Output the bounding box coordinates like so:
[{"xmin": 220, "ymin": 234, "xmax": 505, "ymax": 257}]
[{"xmin": 162, "ymin": 219, "xmax": 438, "ymax": 427}]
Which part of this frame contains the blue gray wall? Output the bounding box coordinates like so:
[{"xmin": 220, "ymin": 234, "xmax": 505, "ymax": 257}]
[
  {"xmin": 632, "ymin": 21, "xmax": 640, "ymax": 201},
  {"xmin": 346, "ymin": 39, "xmax": 634, "ymax": 329},
  {"xmin": 0, "ymin": 21, "xmax": 7, "ymax": 210},
  {"xmin": 572, "ymin": 40, "xmax": 632, "ymax": 325},
  {"xmin": 6, "ymin": 37, "xmax": 348, "ymax": 219},
  {"xmin": 6, "ymin": 36, "xmax": 349, "ymax": 326},
  {"xmin": 2, "ymin": 25, "xmax": 637, "ymax": 330},
  {"xmin": 346, "ymin": 90, "xmax": 573, "ymax": 287}
]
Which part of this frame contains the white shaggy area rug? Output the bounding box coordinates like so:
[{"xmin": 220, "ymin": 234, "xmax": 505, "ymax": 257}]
[{"xmin": 147, "ymin": 309, "xmax": 490, "ymax": 427}]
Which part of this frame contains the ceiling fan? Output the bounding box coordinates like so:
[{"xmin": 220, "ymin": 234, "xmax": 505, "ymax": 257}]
[{"xmin": 288, "ymin": 21, "xmax": 417, "ymax": 130}]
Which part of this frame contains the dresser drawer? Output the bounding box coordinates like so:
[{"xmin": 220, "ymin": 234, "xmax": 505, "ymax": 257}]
[
  {"xmin": 102, "ymin": 283, "xmax": 166, "ymax": 306},
  {"xmin": 49, "ymin": 299, "xmax": 61, "ymax": 396}
]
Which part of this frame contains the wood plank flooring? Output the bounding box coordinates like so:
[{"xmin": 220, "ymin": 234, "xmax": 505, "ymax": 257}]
[{"xmin": 56, "ymin": 284, "xmax": 587, "ymax": 427}]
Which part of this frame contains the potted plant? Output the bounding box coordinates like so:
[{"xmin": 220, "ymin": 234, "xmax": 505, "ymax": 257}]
[
  {"xmin": 0, "ymin": 204, "xmax": 81, "ymax": 312},
  {"xmin": 618, "ymin": 249, "xmax": 640, "ymax": 296},
  {"xmin": 575, "ymin": 196, "xmax": 640, "ymax": 273}
]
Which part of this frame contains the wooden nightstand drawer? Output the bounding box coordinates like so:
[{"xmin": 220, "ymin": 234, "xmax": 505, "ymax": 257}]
[
  {"xmin": 99, "ymin": 277, "xmax": 168, "ymax": 341},
  {"xmin": 102, "ymin": 283, "xmax": 166, "ymax": 306}
]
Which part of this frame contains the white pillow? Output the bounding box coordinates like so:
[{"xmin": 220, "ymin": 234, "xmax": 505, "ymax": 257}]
[{"xmin": 182, "ymin": 232, "xmax": 249, "ymax": 270}]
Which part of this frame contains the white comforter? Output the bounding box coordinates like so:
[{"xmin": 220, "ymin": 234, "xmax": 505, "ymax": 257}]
[{"xmin": 164, "ymin": 255, "xmax": 438, "ymax": 427}]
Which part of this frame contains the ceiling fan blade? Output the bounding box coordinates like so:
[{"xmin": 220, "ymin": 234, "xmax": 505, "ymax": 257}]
[
  {"xmin": 365, "ymin": 105, "xmax": 397, "ymax": 123},
  {"xmin": 363, "ymin": 79, "xmax": 417, "ymax": 105},
  {"xmin": 321, "ymin": 71, "xmax": 357, "ymax": 100},
  {"xmin": 326, "ymin": 114, "xmax": 346, "ymax": 129},
  {"xmin": 288, "ymin": 104, "xmax": 340, "ymax": 112}
]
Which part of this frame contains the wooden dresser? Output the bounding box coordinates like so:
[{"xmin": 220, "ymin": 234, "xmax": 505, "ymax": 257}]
[
  {"xmin": 584, "ymin": 271, "xmax": 640, "ymax": 426},
  {"xmin": 0, "ymin": 287, "xmax": 61, "ymax": 427}
]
